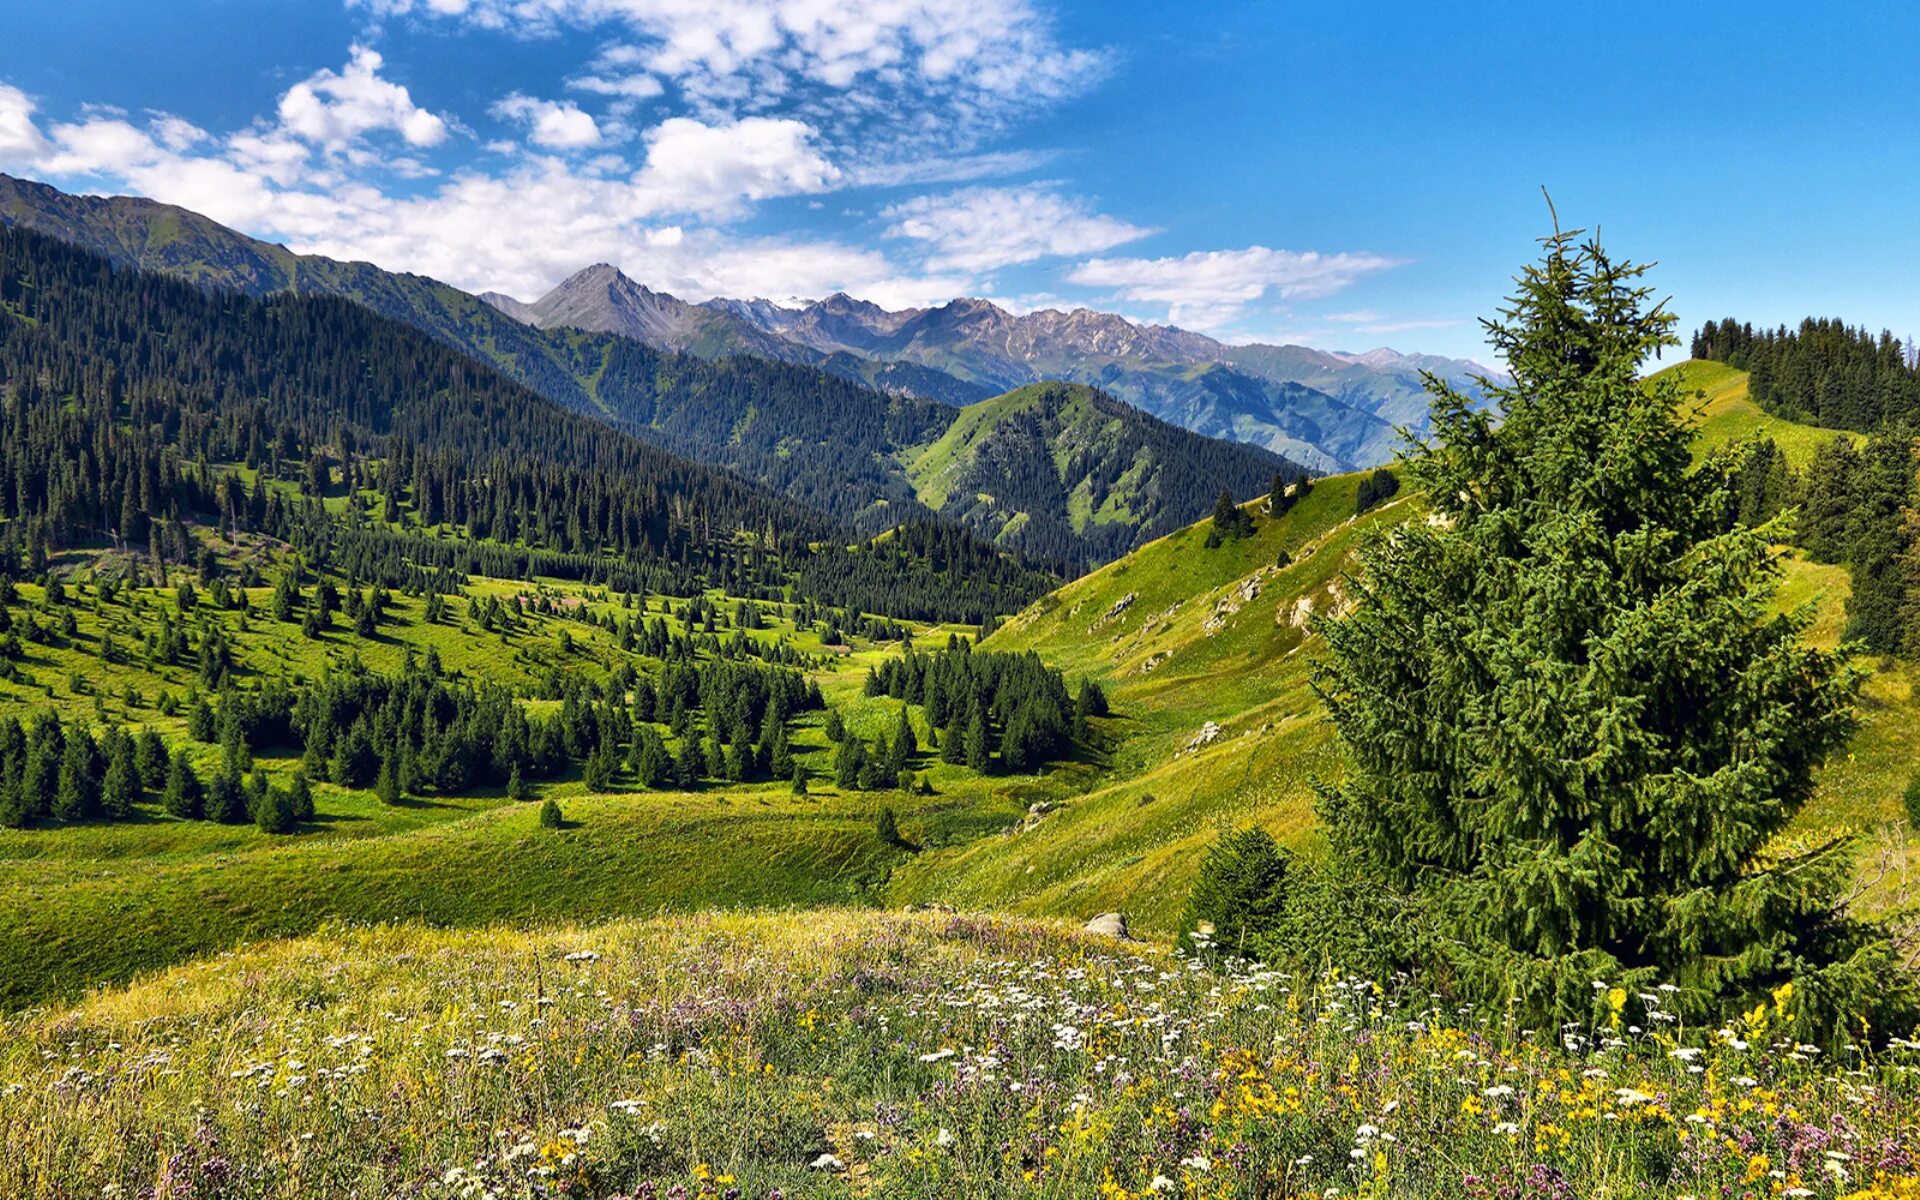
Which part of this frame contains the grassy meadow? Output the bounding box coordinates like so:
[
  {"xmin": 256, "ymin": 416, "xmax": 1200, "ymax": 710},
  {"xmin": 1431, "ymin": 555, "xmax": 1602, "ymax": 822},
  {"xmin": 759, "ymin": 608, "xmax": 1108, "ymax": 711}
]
[
  {"xmin": 5, "ymin": 361, "xmax": 1915, "ymax": 1011},
  {"xmin": 2, "ymin": 909, "xmax": 1915, "ymax": 1199}
]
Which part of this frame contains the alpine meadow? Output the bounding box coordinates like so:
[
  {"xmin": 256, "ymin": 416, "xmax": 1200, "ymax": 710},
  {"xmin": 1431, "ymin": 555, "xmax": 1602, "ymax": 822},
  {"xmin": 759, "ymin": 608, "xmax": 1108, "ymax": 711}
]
[{"xmin": 3, "ymin": 4, "xmax": 1920, "ymax": 1198}]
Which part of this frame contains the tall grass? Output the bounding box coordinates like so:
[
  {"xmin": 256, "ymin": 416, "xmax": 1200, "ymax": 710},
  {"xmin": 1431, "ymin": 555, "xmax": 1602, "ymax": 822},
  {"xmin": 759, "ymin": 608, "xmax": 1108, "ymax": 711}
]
[{"xmin": 2, "ymin": 911, "xmax": 1914, "ymax": 1199}]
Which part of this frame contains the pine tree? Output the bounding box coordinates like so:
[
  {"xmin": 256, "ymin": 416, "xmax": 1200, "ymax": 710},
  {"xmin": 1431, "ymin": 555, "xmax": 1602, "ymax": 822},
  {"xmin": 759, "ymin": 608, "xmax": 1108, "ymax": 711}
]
[
  {"xmin": 1799, "ymin": 435, "xmax": 1861, "ymax": 563},
  {"xmin": 287, "ymin": 770, "xmax": 315, "ymax": 822},
  {"xmin": 135, "ymin": 728, "xmax": 169, "ymax": 790},
  {"xmin": 965, "ymin": 709, "xmax": 991, "ymax": 773},
  {"xmin": 375, "ymin": 757, "xmax": 402, "ymax": 805},
  {"xmin": 1311, "ymin": 223, "xmax": 1907, "ymax": 1039},
  {"xmin": 187, "ymin": 694, "xmax": 217, "ymax": 742},
  {"xmin": 834, "ymin": 736, "xmax": 867, "ymax": 790},
  {"xmin": 52, "ymin": 726, "xmax": 98, "ymax": 822},
  {"xmin": 163, "ymin": 755, "xmax": 203, "ymax": 819},
  {"xmin": 101, "ymin": 733, "xmax": 141, "ymax": 820},
  {"xmin": 1180, "ymin": 826, "xmax": 1290, "ymax": 960},
  {"xmin": 204, "ymin": 766, "xmax": 245, "ymax": 824},
  {"xmin": 539, "ymin": 797, "xmax": 563, "ymax": 828}
]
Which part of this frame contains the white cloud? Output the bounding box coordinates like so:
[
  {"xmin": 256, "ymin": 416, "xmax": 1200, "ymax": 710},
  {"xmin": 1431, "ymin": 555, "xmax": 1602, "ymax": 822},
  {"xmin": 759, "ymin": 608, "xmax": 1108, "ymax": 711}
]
[
  {"xmin": 631, "ymin": 115, "xmax": 838, "ymax": 216},
  {"xmin": 493, "ymin": 93, "xmax": 603, "ymax": 148},
  {"xmin": 276, "ymin": 44, "xmax": 448, "ymax": 152},
  {"xmin": 568, "ymin": 73, "xmax": 665, "ymax": 99},
  {"xmin": 883, "ymin": 184, "xmax": 1150, "ymax": 272},
  {"xmin": 347, "ymin": 0, "xmax": 1105, "ymax": 154},
  {"xmin": 850, "ymin": 149, "xmax": 1053, "ymax": 189},
  {"xmin": 1068, "ymin": 245, "xmax": 1403, "ymax": 330},
  {"xmin": 0, "ymin": 84, "xmax": 51, "ymax": 166}
]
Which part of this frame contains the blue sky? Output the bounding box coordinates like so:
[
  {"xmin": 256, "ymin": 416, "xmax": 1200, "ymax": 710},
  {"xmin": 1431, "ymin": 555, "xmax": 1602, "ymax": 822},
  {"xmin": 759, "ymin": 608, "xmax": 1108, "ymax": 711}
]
[{"xmin": 2, "ymin": 0, "xmax": 1916, "ymax": 363}]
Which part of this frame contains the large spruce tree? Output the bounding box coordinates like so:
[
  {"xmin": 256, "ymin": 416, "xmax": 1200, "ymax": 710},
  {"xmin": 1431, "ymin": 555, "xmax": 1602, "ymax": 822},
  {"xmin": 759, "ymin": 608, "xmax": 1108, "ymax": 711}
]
[{"xmin": 1312, "ymin": 225, "xmax": 1910, "ymax": 1037}]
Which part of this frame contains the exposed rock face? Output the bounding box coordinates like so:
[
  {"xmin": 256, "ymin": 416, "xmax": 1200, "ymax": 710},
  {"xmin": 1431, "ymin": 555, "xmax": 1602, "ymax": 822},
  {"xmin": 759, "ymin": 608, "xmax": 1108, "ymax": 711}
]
[{"xmin": 1084, "ymin": 912, "xmax": 1130, "ymax": 938}]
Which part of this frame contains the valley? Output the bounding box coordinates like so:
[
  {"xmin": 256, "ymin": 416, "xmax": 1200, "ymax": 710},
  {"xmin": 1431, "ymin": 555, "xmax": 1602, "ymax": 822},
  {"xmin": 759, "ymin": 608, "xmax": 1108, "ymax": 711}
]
[{"xmin": 0, "ymin": 176, "xmax": 1915, "ymax": 1200}]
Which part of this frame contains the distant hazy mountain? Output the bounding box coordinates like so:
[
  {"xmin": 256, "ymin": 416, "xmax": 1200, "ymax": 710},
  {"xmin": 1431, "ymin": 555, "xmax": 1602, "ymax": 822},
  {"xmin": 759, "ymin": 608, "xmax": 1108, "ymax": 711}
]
[
  {"xmin": 0, "ymin": 173, "xmax": 1294, "ymax": 567},
  {"xmin": 492, "ymin": 271, "xmax": 1500, "ymax": 472}
]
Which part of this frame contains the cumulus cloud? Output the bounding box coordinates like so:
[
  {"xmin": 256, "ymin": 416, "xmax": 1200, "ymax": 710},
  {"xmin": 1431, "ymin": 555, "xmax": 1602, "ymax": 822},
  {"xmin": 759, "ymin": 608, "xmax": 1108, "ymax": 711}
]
[
  {"xmin": 1068, "ymin": 245, "xmax": 1403, "ymax": 330},
  {"xmin": 882, "ymin": 184, "xmax": 1150, "ymax": 272},
  {"xmin": 0, "ymin": 84, "xmax": 52, "ymax": 166},
  {"xmin": 276, "ymin": 44, "xmax": 448, "ymax": 152},
  {"xmin": 631, "ymin": 115, "xmax": 839, "ymax": 216},
  {"xmin": 347, "ymin": 0, "xmax": 1106, "ymax": 155},
  {"xmin": 493, "ymin": 93, "xmax": 603, "ymax": 148}
]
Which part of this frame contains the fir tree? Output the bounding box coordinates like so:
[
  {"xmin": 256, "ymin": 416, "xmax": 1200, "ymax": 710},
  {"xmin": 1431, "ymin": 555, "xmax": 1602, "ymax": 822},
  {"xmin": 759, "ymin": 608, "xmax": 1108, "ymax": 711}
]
[
  {"xmin": 204, "ymin": 766, "xmax": 245, "ymax": 824},
  {"xmin": 965, "ymin": 709, "xmax": 991, "ymax": 773},
  {"xmin": 287, "ymin": 770, "xmax": 315, "ymax": 822},
  {"xmin": 186, "ymin": 694, "xmax": 217, "ymax": 742},
  {"xmin": 1180, "ymin": 826, "xmax": 1290, "ymax": 961},
  {"xmin": 101, "ymin": 733, "xmax": 141, "ymax": 820},
  {"xmin": 1312, "ymin": 223, "xmax": 1907, "ymax": 1039},
  {"xmin": 834, "ymin": 736, "xmax": 868, "ymax": 790},
  {"xmin": 163, "ymin": 755, "xmax": 203, "ymax": 819},
  {"xmin": 375, "ymin": 757, "xmax": 402, "ymax": 805},
  {"xmin": 52, "ymin": 726, "xmax": 98, "ymax": 822}
]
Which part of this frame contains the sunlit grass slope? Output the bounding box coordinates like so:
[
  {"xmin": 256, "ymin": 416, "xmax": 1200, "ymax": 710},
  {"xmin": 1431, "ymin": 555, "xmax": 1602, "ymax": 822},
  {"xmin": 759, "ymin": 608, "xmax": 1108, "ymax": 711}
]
[
  {"xmin": 4, "ymin": 909, "xmax": 1913, "ymax": 1200},
  {"xmin": 892, "ymin": 372, "xmax": 1920, "ymax": 929}
]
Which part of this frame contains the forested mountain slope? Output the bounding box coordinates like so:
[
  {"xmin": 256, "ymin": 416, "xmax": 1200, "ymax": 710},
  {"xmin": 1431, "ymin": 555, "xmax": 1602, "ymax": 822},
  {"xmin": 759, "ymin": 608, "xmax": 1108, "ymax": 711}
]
[
  {"xmin": 0, "ymin": 221, "xmax": 1052, "ymax": 620},
  {"xmin": 900, "ymin": 382, "xmax": 1296, "ymax": 566},
  {"xmin": 0, "ymin": 174, "xmax": 1298, "ymax": 564}
]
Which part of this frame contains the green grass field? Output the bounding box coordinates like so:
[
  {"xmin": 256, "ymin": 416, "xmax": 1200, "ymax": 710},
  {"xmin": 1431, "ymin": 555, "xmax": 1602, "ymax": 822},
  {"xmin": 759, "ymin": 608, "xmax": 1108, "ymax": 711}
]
[
  {"xmin": 890, "ymin": 371, "xmax": 1920, "ymax": 930},
  {"xmin": 3, "ymin": 909, "xmax": 1913, "ymax": 1199},
  {"xmin": 0, "ymin": 555, "xmax": 1094, "ymax": 1009},
  {"xmin": 5, "ymin": 359, "xmax": 1914, "ymax": 1017}
]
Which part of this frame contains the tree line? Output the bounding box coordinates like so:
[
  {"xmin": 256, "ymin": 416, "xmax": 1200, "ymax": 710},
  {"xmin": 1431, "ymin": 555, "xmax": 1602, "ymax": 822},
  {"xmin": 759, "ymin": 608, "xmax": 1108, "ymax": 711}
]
[
  {"xmin": 1693, "ymin": 316, "xmax": 1920, "ymax": 431},
  {"xmin": 0, "ymin": 223, "xmax": 1054, "ymax": 624}
]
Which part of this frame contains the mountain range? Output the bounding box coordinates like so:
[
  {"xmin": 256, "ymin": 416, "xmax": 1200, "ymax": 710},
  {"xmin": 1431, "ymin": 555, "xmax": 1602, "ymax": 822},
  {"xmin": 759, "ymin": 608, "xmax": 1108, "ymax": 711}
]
[
  {"xmin": 0, "ymin": 173, "xmax": 1307, "ymax": 567},
  {"xmin": 489, "ymin": 265, "xmax": 1503, "ymax": 473}
]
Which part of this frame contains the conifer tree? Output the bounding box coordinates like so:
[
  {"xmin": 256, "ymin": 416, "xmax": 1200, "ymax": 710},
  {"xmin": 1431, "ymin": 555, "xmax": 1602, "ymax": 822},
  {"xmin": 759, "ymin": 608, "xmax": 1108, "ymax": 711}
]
[
  {"xmin": 163, "ymin": 755, "xmax": 203, "ymax": 819},
  {"xmin": 135, "ymin": 728, "xmax": 169, "ymax": 790},
  {"xmin": 375, "ymin": 757, "xmax": 402, "ymax": 805},
  {"xmin": 965, "ymin": 709, "xmax": 991, "ymax": 773},
  {"xmin": 1312, "ymin": 223, "xmax": 1908, "ymax": 1038},
  {"xmin": 287, "ymin": 770, "xmax": 315, "ymax": 822},
  {"xmin": 101, "ymin": 733, "xmax": 141, "ymax": 820},
  {"xmin": 204, "ymin": 766, "xmax": 245, "ymax": 824},
  {"xmin": 834, "ymin": 736, "xmax": 867, "ymax": 790},
  {"xmin": 52, "ymin": 726, "xmax": 98, "ymax": 822}
]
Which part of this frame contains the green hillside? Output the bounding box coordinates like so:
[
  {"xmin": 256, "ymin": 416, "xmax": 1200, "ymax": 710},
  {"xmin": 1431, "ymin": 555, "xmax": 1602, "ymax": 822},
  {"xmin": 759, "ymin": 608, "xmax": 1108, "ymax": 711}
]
[
  {"xmin": 1657, "ymin": 357, "xmax": 1865, "ymax": 467},
  {"xmin": 890, "ymin": 366, "xmax": 1920, "ymax": 928},
  {"xmin": 900, "ymin": 381, "xmax": 1292, "ymax": 565},
  {"xmin": 0, "ymin": 174, "xmax": 1301, "ymax": 563}
]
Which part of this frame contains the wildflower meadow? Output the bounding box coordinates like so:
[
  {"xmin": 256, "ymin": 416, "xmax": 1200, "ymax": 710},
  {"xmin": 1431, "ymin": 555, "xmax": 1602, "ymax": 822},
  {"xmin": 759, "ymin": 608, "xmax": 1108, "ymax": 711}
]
[{"xmin": 1, "ymin": 910, "xmax": 1914, "ymax": 1199}]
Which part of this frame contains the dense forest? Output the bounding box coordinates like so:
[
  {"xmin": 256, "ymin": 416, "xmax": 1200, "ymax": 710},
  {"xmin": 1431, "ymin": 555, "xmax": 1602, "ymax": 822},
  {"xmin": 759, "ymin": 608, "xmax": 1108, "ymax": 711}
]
[
  {"xmin": 1695, "ymin": 319, "xmax": 1920, "ymax": 656},
  {"xmin": 0, "ymin": 633, "xmax": 826, "ymax": 829},
  {"xmin": 1693, "ymin": 316, "xmax": 1920, "ymax": 430},
  {"xmin": 0, "ymin": 224, "xmax": 1053, "ymax": 623},
  {"xmin": 922, "ymin": 383, "xmax": 1298, "ymax": 566}
]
